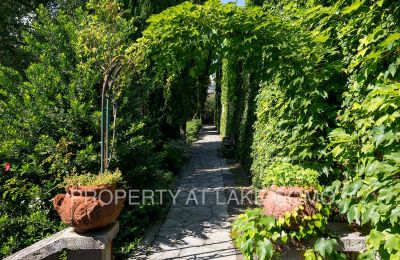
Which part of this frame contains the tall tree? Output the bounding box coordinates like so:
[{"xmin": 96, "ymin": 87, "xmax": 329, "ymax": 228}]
[
  {"xmin": 0, "ymin": 0, "xmax": 50, "ymax": 71},
  {"xmin": 0, "ymin": 0, "xmax": 87, "ymax": 72}
]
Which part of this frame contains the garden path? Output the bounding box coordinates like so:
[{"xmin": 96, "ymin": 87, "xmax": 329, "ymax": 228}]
[{"xmin": 146, "ymin": 125, "xmax": 241, "ymax": 259}]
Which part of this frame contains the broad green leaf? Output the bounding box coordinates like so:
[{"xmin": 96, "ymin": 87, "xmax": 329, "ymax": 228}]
[
  {"xmin": 384, "ymin": 233, "xmax": 400, "ymax": 252},
  {"xmin": 380, "ymin": 33, "xmax": 400, "ymax": 47},
  {"xmin": 338, "ymin": 198, "xmax": 350, "ymax": 214},
  {"xmin": 390, "ymin": 208, "xmax": 400, "ymax": 226},
  {"xmin": 259, "ymin": 216, "xmax": 276, "ymax": 229},
  {"xmin": 241, "ymin": 238, "xmax": 253, "ymax": 254},
  {"xmin": 361, "ymin": 204, "xmax": 376, "ymax": 225},
  {"xmin": 304, "ymin": 249, "xmax": 317, "ymax": 260},
  {"xmin": 256, "ymin": 238, "xmax": 273, "ymax": 260},
  {"xmin": 314, "ymin": 33, "xmax": 330, "ymax": 43},
  {"xmin": 347, "ymin": 204, "xmax": 361, "ymax": 224},
  {"xmin": 342, "ymin": 0, "xmax": 363, "ymax": 14},
  {"xmin": 314, "ymin": 238, "xmax": 337, "ymax": 257},
  {"xmin": 329, "ymin": 128, "xmax": 351, "ymax": 142},
  {"xmin": 345, "ymin": 180, "xmax": 363, "ymax": 196},
  {"xmin": 388, "ymin": 63, "xmax": 397, "ymax": 78},
  {"xmin": 367, "ymin": 230, "xmax": 384, "ymax": 249},
  {"xmin": 331, "ymin": 145, "xmax": 344, "ymax": 157}
]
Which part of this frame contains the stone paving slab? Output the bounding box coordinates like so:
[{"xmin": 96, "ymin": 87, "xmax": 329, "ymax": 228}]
[{"xmin": 146, "ymin": 126, "xmax": 241, "ymax": 260}]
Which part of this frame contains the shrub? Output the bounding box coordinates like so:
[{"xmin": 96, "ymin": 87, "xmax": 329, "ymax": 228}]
[
  {"xmin": 62, "ymin": 169, "xmax": 122, "ymax": 187},
  {"xmin": 0, "ymin": 1, "xmax": 187, "ymax": 257},
  {"xmin": 162, "ymin": 139, "xmax": 190, "ymax": 174},
  {"xmin": 232, "ymin": 206, "xmax": 337, "ymax": 260},
  {"xmin": 186, "ymin": 118, "xmax": 202, "ymax": 143},
  {"xmin": 202, "ymin": 94, "xmax": 215, "ymax": 124},
  {"xmin": 261, "ymin": 162, "xmax": 320, "ymax": 189}
]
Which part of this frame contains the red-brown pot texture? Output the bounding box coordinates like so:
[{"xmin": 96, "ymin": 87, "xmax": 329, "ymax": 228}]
[
  {"xmin": 260, "ymin": 185, "xmax": 317, "ymax": 219},
  {"xmin": 53, "ymin": 184, "xmax": 125, "ymax": 233}
]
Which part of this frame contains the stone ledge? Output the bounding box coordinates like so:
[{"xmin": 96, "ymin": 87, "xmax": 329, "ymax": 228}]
[
  {"xmin": 278, "ymin": 223, "xmax": 367, "ymax": 259},
  {"xmin": 327, "ymin": 222, "xmax": 366, "ymax": 252},
  {"xmin": 5, "ymin": 222, "xmax": 119, "ymax": 260}
]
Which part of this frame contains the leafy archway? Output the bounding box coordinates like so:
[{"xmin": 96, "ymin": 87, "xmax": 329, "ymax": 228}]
[{"xmin": 129, "ymin": 0, "xmax": 317, "ymax": 139}]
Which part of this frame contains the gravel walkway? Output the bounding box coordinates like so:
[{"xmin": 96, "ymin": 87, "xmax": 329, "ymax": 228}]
[{"xmin": 147, "ymin": 125, "xmax": 241, "ymax": 260}]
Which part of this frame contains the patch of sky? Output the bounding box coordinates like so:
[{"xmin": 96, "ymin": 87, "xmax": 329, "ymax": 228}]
[{"xmin": 221, "ymin": 0, "xmax": 245, "ymax": 6}]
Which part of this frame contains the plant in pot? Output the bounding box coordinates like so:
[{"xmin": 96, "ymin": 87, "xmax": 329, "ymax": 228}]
[
  {"xmin": 53, "ymin": 51, "xmax": 127, "ymax": 232},
  {"xmin": 259, "ymin": 162, "xmax": 321, "ymax": 219},
  {"xmin": 53, "ymin": 169, "xmax": 125, "ymax": 233}
]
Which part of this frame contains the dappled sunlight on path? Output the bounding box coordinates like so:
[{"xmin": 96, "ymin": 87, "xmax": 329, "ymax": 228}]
[{"xmin": 146, "ymin": 125, "xmax": 241, "ymax": 260}]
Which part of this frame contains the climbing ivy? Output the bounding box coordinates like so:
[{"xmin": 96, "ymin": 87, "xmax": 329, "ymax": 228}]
[
  {"xmin": 232, "ymin": 206, "xmax": 336, "ymax": 260},
  {"xmin": 1, "ymin": 0, "xmax": 399, "ymax": 258},
  {"xmin": 248, "ymin": 0, "xmax": 400, "ymax": 258}
]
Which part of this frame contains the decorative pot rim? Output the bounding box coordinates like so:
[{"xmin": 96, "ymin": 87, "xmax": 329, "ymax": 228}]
[
  {"xmin": 66, "ymin": 183, "xmax": 117, "ymax": 195},
  {"xmin": 261, "ymin": 185, "xmax": 316, "ymax": 198}
]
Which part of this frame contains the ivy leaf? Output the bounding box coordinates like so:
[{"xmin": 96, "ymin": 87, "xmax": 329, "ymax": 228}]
[
  {"xmin": 329, "ymin": 128, "xmax": 351, "ymax": 143},
  {"xmin": 387, "ymin": 63, "xmax": 397, "ymax": 78},
  {"xmin": 314, "ymin": 238, "xmax": 337, "ymax": 257},
  {"xmin": 361, "ymin": 204, "xmax": 377, "ymax": 225},
  {"xmin": 367, "ymin": 230, "xmax": 384, "ymax": 249},
  {"xmin": 342, "ymin": 0, "xmax": 363, "ymax": 15},
  {"xmin": 384, "ymin": 152, "xmax": 400, "ymax": 166},
  {"xmin": 338, "ymin": 198, "xmax": 351, "ymax": 214},
  {"xmin": 280, "ymin": 231, "xmax": 288, "ymax": 243},
  {"xmin": 347, "ymin": 204, "xmax": 361, "ymax": 224},
  {"xmin": 344, "ymin": 180, "xmax": 363, "ymax": 196},
  {"xmin": 384, "ymin": 233, "xmax": 400, "ymax": 252},
  {"xmin": 380, "ymin": 32, "xmax": 400, "ymax": 47},
  {"xmin": 241, "ymin": 238, "xmax": 253, "ymax": 254},
  {"xmin": 379, "ymin": 188, "xmax": 397, "ymax": 203},
  {"xmin": 256, "ymin": 238, "xmax": 273, "ymax": 260},
  {"xmin": 259, "ymin": 215, "xmax": 276, "ymax": 229},
  {"xmin": 331, "ymin": 145, "xmax": 344, "ymax": 157},
  {"xmin": 390, "ymin": 208, "xmax": 400, "ymax": 226},
  {"xmin": 304, "ymin": 249, "xmax": 318, "ymax": 260},
  {"xmin": 314, "ymin": 32, "xmax": 330, "ymax": 43}
]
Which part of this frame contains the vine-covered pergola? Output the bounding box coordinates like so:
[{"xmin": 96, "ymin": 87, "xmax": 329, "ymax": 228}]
[{"xmin": 1, "ymin": 0, "xmax": 399, "ymax": 258}]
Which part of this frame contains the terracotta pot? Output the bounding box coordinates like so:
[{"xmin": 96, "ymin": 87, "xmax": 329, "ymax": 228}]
[
  {"xmin": 53, "ymin": 184, "xmax": 125, "ymax": 233},
  {"xmin": 260, "ymin": 185, "xmax": 317, "ymax": 219}
]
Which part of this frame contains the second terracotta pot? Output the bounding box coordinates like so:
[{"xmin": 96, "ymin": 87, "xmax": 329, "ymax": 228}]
[{"xmin": 260, "ymin": 185, "xmax": 317, "ymax": 219}]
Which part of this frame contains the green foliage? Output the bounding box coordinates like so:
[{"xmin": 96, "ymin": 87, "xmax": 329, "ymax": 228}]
[
  {"xmin": 162, "ymin": 139, "xmax": 190, "ymax": 173},
  {"xmin": 0, "ymin": 0, "xmax": 57, "ymax": 71},
  {"xmin": 220, "ymin": 58, "xmax": 238, "ymax": 138},
  {"xmin": 114, "ymin": 204, "xmax": 166, "ymax": 258},
  {"xmin": 261, "ymin": 162, "xmax": 320, "ymax": 189},
  {"xmin": 250, "ymin": 15, "xmax": 341, "ymax": 188},
  {"xmin": 287, "ymin": 0, "xmax": 400, "ymax": 257},
  {"xmin": 1, "ymin": 0, "xmax": 399, "ymax": 258},
  {"xmin": 232, "ymin": 205, "xmax": 331, "ymax": 260},
  {"xmin": 186, "ymin": 118, "xmax": 202, "ymax": 143},
  {"xmin": 202, "ymin": 94, "xmax": 215, "ymax": 124},
  {"xmin": 0, "ymin": 0, "xmax": 188, "ymax": 257},
  {"xmin": 62, "ymin": 169, "xmax": 122, "ymax": 187},
  {"xmin": 0, "ymin": 210, "xmax": 64, "ymax": 258},
  {"xmin": 121, "ymin": 0, "xmax": 205, "ymax": 38},
  {"xmin": 304, "ymin": 238, "xmax": 347, "ymax": 260}
]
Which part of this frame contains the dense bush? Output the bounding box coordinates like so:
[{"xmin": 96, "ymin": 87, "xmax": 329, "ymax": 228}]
[
  {"xmin": 231, "ymin": 0, "xmax": 400, "ymax": 258},
  {"xmin": 0, "ymin": 0, "xmax": 200, "ymax": 257},
  {"xmin": 232, "ymin": 207, "xmax": 338, "ymax": 260},
  {"xmin": 162, "ymin": 139, "xmax": 191, "ymax": 174},
  {"xmin": 261, "ymin": 162, "xmax": 320, "ymax": 189},
  {"xmin": 1, "ymin": 0, "xmax": 399, "ymax": 258},
  {"xmin": 202, "ymin": 94, "xmax": 215, "ymax": 124},
  {"xmin": 257, "ymin": 0, "xmax": 400, "ymax": 258},
  {"xmin": 186, "ymin": 118, "xmax": 202, "ymax": 143}
]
